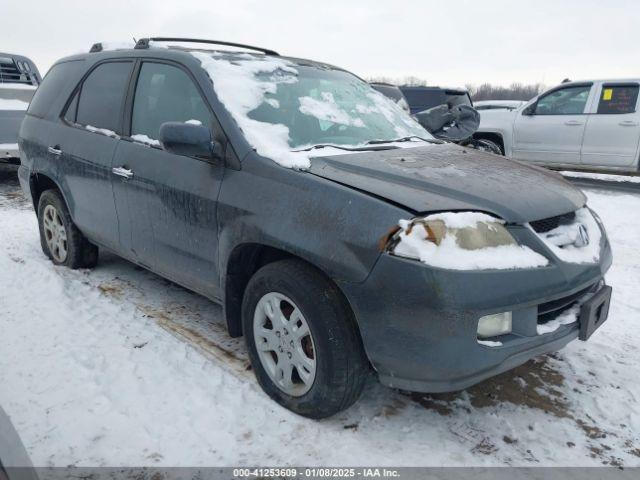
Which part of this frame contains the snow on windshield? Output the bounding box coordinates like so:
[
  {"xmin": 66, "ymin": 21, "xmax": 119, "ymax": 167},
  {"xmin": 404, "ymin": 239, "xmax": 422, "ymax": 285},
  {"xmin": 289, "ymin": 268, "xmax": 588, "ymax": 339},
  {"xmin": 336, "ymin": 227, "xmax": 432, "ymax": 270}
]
[
  {"xmin": 299, "ymin": 92, "xmax": 365, "ymax": 128},
  {"xmin": 192, "ymin": 52, "xmax": 431, "ymax": 169},
  {"xmin": 192, "ymin": 51, "xmax": 308, "ymax": 168}
]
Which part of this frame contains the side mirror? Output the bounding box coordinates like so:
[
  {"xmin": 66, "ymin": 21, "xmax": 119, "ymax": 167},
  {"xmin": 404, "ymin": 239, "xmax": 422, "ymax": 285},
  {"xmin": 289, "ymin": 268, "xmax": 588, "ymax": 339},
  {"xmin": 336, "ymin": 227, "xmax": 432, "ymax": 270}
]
[
  {"xmin": 522, "ymin": 103, "xmax": 537, "ymax": 116},
  {"xmin": 159, "ymin": 122, "xmax": 222, "ymax": 159}
]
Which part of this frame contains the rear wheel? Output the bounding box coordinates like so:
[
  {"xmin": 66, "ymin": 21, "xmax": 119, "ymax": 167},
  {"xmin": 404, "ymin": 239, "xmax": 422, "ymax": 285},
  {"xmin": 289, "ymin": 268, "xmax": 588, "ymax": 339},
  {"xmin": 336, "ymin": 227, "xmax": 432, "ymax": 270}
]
[
  {"xmin": 242, "ymin": 259, "xmax": 369, "ymax": 418},
  {"xmin": 37, "ymin": 189, "xmax": 98, "ymax": 269}
]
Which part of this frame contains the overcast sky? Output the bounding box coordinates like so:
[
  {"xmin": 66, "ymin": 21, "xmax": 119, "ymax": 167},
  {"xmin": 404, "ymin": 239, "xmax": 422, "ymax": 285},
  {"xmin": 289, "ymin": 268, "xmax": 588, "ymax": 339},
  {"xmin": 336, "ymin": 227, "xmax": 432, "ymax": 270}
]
[{"xmin": 4, "ymin": 0, "xmax": 639, "ymax": 88}]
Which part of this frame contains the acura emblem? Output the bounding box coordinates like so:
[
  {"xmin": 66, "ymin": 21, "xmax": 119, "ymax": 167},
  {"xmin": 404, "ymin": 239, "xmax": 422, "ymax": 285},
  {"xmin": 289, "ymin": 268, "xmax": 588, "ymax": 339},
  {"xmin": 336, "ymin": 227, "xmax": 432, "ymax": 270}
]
[{"xmin": 575, "ymin": 224, "xmax": 589, "ymax": 247}]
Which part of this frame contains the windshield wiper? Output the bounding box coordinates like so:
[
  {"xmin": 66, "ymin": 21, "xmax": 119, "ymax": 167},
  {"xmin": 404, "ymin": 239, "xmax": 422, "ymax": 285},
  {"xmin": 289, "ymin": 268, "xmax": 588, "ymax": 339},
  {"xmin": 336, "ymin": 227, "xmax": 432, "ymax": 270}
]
[
  {"xmin": 366, "ymin": 135, "xmax": 443, "ymax": 145},
  {"xmin": 292, "ymin": 143, "xmax": 399, "ymax": 152}
]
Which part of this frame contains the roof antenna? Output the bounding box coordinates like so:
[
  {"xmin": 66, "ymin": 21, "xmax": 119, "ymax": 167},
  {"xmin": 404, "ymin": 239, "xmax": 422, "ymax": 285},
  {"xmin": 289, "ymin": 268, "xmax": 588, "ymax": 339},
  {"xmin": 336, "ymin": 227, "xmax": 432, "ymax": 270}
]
[{"xmin": 133, "ymin": 37, "xmax": 137, "ymax": 43}]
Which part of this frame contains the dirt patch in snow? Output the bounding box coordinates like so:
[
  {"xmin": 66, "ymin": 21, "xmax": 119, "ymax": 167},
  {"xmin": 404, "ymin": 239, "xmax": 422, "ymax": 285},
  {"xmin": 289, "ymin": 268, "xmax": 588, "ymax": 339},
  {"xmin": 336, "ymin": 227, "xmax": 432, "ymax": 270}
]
[
  {"xmin": 97, "ymin": 281, "xmax": 126, "ymax": 298},
  {"xmin": 410, "ymin": 356, "xmax": 568, "ymax": 418},
  {"xmin": 0, "ymin": 165, "xmax": 28, "ymax": 208},
  {"xmin": 409, "ymin": 354, "xmax": 634, "ymax": 465},
  {"xmin": 137, "ymin": 304, "xmax": 252, "ymax": 377}
]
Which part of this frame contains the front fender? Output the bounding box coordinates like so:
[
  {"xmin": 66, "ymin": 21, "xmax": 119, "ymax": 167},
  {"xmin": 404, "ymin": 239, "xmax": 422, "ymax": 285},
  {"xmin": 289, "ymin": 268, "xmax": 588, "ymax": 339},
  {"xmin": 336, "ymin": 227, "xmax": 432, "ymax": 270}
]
[{"xmin": 217, "ymin": 153, "xmax": 411, "ymax": 286}]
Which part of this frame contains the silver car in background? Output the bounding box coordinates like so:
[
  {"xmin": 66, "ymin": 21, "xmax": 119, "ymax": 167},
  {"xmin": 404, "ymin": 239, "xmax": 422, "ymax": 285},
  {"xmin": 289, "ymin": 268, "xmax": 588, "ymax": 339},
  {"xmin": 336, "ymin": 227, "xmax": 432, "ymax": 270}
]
[{"xmin": 1, "ymin": 52, "xmax": 41, "ymax": 163}]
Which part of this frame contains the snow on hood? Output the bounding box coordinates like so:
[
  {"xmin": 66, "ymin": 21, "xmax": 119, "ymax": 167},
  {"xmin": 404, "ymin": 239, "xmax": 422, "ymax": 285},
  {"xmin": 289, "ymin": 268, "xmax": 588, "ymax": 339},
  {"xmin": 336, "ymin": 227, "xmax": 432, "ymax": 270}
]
[
  {"xmin": 532, "ymin": 207, "xmax": 602, "ymax": 264},
  {"xmin": 392, "ymin": 211, "xmax": 549, "ymax": 270}
]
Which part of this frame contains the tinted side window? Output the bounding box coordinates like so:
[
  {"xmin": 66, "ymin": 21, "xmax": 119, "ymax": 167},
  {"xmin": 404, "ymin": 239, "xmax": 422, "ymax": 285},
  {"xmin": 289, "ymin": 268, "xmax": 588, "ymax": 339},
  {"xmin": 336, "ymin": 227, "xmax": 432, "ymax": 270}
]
[
  {"xmin": 27, "ymin": 61, "xmax": 82, "ymax": 118},
  {"xmin": 597, "ymin": 84, "xmax": 639, "ymax": 114},
  {"xmin": 131, "ymin": 62, "xmax": 211, "ymax": 141},
  {"xmin": 534, "ymin": 85, "xmax": 591, "ymax": 115},
  {"xmin": 76, "ymin": 62, "xmax": 133, "ymax": 132}
]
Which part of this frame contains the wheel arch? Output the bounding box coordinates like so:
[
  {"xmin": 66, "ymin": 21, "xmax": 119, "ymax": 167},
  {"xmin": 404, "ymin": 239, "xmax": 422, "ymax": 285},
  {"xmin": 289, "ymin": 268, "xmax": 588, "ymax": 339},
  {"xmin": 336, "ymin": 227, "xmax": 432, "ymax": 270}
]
[
  {"xmin": 29, "ymin": 173, "xmax": 65, "ymax": 214},
  {"xmin": 223, "ymin": 243, "xmax": 362, "ymax": 342},
  {"xmin": 473, "ymin": 131, "xmax": 505, "ymax": 155}
]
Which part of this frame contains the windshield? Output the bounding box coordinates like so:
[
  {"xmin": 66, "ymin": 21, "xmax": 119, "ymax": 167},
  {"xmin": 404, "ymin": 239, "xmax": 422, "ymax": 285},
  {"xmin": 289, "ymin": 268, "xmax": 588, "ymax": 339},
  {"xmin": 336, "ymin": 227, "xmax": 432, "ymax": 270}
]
[
  {"xmin": 193, "ymin": 52, "xmax": 432, "ymax": 168},
  {"xmin": 249, "ymin": 66, "xmax": 429, "ymax": 148}
]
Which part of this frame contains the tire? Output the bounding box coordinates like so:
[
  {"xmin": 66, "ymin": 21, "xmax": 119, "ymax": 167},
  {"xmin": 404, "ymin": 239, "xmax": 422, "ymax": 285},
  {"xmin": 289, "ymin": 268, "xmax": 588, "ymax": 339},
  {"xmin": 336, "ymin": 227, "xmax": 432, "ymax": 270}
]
[
  {"xmin": 242, "ymin": 259, "xmax": 369, "ymax": 419},
  {"xmin": 37, "ymin": 189, "xmax": 98, "ymax": 269},
  {"xmin": 474, "ymin": 138, "xmax": 504, "ymax": 155}
]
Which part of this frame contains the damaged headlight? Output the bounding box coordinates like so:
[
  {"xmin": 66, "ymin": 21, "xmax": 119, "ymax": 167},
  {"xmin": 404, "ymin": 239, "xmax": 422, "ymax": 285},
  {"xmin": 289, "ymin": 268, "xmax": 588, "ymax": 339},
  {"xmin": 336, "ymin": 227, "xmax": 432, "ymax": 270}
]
[
  {"xmin": 382, "ymin": 211, "xmax": 549, "ymax": 270},
  {"xmin": 386, "ymin": 212, "xmax": 517, "ymax": 253}
]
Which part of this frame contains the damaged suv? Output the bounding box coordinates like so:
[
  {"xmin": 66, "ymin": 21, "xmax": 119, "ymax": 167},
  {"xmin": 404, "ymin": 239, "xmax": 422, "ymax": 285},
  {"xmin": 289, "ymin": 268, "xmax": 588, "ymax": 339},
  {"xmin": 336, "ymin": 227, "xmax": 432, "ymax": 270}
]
[{"xmin": 18, "ymin": 38, "xmax": 612, "ymax": 418}]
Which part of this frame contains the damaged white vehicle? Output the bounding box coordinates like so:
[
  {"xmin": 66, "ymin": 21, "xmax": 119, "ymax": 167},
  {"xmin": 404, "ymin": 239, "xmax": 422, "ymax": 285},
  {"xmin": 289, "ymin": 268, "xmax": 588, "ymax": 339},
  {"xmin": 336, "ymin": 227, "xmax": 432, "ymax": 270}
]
[{"xmin": 475, "ymin": 79, "xmax": 640, "ymax": 173}]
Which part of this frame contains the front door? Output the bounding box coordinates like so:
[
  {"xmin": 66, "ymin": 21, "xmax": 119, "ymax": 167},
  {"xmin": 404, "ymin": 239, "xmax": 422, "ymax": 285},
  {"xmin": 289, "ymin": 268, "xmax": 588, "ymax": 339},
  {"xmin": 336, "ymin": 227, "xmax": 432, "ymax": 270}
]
[
  {"xmin": 512, "ymin": 84, "xmax": 593, "ymax": 165},
  {"xmin": 581, "ymin": 82, "xmax": 640, "ymax": 168},
  {"xmin": 111, "ymin": 61, "xmax": 224, "ymax": 297}
]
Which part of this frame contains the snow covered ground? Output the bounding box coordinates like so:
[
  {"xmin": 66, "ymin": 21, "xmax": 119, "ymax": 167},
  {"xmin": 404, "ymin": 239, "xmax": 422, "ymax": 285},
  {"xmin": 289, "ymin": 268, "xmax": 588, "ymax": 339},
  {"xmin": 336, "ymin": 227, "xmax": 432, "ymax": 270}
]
[{"xmin": 1, "ymin": 163, "xmax": 639, "ymax": 467}]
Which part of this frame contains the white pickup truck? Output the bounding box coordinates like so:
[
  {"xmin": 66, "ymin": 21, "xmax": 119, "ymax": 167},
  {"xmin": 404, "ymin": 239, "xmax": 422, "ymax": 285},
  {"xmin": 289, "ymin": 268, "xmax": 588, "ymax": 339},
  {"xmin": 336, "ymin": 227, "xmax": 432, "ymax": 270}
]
[{"xmin": 475, "ymin": 79, "xmax": 640, "ymax": 173}]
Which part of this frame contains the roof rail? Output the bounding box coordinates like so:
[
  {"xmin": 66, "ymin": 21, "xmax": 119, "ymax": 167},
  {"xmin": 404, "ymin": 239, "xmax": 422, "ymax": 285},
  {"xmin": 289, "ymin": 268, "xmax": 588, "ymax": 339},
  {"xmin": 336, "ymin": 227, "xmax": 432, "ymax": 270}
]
[{"xmin": 134, "ymin": 37, "xmax": 279, "ymax": 56}]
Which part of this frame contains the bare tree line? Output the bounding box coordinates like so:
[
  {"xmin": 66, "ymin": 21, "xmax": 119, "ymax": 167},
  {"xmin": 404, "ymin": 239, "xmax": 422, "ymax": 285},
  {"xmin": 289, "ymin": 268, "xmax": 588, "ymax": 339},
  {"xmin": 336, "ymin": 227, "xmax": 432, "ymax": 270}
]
[
  {"xmin": 367, "ymin": 76, "xmax": 545, "ymax": 101},
  {"xmin": 466, "ymin": 83, "xmax": 544, "ymax": 101}
]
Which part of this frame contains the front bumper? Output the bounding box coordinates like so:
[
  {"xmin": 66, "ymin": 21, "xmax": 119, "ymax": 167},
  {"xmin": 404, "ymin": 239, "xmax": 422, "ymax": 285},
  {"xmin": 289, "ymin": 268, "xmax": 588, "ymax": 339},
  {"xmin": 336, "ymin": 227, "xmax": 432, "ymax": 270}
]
[{"xmin": 339, "ymin": 225, "xmax": 613, "ymax": 393}]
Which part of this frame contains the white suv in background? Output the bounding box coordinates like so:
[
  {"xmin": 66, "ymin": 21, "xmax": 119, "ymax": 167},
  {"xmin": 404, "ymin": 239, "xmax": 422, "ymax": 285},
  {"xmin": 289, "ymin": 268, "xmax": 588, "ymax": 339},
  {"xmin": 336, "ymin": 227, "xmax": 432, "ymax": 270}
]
[{"xmin": 475, "ymin": 79, "xmax": 640, "ymax": 173}]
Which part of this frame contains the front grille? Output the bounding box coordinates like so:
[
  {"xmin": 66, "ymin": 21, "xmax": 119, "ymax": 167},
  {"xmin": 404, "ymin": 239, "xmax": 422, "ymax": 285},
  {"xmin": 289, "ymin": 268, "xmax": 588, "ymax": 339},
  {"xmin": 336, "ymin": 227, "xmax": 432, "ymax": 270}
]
[
  {"xmin": 537, "ymin": 282, "xmax": 597, "ymax": 324},
  {"xmin": 530, "ymin": 211, "xmax": 576, "ymax": 234},
  {"xmin": 0, "ymin": 57, "xmax": 33, "ymax": 85}
]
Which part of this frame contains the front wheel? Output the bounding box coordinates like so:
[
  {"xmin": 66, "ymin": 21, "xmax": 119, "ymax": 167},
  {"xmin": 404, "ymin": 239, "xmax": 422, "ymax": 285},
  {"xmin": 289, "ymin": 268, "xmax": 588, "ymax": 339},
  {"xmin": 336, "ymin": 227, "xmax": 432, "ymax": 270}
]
[
  {"xmin": 472, "ymin": 138, "xmax": 503, "ymax": 155},
  {"xmin": 242, "ymin": 259, "xmax": 369, "ymax": 419}
]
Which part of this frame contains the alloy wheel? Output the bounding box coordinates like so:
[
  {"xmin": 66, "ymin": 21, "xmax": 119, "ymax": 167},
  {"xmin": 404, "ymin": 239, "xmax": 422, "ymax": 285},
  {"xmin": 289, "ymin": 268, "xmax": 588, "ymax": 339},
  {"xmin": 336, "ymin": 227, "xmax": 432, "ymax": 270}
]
[
  {"xmin": 42, "ymin": 204, "xmax": 68, "ymax": 262},
  {"xmin": 253, "ymin": 292, "xmax": 317, "ymax": 396}
]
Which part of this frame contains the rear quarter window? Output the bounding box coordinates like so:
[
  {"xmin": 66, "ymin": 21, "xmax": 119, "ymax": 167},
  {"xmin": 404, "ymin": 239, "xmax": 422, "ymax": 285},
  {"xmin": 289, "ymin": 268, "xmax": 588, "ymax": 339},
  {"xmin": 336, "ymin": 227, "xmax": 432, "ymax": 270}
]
[
  {"xmin": 27, "ymin": 60, "xmax": 83, "ymax": 118},
  {"xmin": 597, "ymin": 84, "xmax": 639, "ymax": 114}
]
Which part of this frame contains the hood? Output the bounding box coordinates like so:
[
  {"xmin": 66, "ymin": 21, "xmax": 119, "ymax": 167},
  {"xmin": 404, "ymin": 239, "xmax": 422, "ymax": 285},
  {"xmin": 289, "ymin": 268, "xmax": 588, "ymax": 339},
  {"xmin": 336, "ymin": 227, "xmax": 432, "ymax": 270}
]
[
  {"xmin": 478, "ymin": 107, "xmax": 520, "ymax": 131},
  {"xmin": 307, "ymin": 143, "xmax": 586, "ymax": 224}
]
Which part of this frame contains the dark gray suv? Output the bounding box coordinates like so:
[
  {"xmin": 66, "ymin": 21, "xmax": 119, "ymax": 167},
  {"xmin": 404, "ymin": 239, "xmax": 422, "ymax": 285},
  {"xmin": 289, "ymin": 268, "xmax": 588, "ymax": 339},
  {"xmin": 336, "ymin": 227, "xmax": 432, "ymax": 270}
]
[{"xmin": 18, "ymin": 38, "xmax": 612, "ymax": 418}]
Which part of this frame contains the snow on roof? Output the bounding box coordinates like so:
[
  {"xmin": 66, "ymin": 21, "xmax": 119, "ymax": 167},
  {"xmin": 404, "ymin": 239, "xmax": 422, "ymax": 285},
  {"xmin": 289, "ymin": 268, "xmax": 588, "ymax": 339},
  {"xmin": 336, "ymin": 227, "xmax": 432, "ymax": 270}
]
[{"xmin": 98, "ymin": 40, "xmax": 136, "ymax": 51}]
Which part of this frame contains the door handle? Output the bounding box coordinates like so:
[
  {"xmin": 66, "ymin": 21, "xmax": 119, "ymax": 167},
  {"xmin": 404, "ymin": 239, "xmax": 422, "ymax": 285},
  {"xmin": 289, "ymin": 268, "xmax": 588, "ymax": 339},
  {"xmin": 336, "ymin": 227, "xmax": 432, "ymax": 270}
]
[
  {"xmin": 112, "ymin": 166, "xmax": 134, "ymax": 179},
  {"xmin": 47, "ymin": 146, "xmax": 62, "ymax": 156},
  {"xmin": 619, "ymin": 120, "xmax": 639, "ymax": 127},
  {"xmin": 564, "ymin": 120, "xmax": 584, "ymax": 126}
]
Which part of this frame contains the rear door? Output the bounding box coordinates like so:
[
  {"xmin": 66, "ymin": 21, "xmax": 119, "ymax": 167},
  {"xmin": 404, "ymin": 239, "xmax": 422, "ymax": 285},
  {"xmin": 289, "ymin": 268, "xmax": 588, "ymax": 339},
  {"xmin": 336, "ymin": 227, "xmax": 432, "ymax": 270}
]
[
  {"xmin": 55, "ymin": 60, "xmax": 134, "ymax": 251},
  {"xmin": 112, "ymin": 60, "xmax": 225, "ymax": 297},
  {"xmin": 512, "ymin": 84, "xmax": 594, "ymax": 165},
  {"xmin": 581, "ymin": 82, "xmax": 640, "ymax": 168}
]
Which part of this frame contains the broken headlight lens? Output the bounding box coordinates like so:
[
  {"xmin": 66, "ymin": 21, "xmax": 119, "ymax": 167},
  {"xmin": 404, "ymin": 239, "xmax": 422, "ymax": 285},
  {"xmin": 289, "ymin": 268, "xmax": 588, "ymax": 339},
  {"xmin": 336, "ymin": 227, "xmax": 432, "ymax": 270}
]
[{"xmin": 387, "ymin": 214, "xmax": 517, "ymax": 254}]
